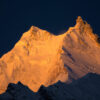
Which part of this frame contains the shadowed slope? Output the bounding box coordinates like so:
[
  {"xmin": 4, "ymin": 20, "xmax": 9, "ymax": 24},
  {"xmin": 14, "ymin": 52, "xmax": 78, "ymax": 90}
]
[{"xmin": 62, "ymin": 16, "xmax": 100, "ymax": 82}]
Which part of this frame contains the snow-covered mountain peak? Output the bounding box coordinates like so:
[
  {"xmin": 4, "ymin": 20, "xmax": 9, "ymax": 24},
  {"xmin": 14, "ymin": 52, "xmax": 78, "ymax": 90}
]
[
  {"xmin": 0, "ymin": 16, "xmax": 100, "ymax": 95},
  {"xmin": 76, "ymin": 16, "xmax": 84, "ymax": 25},
  {"xmin": 65, "ymin": 16, "xmax": 100, "ymax": 50},
  {"xmin": 29, "ymin": 25, "xmax": 40, "ymax": 32},
  {"xmin": 0, "ymin": 24, "xmax": 68, "ymax": 94},
  {"xmin": 21, "ymin": 25, "xmax": 54, "ymax": 41}
]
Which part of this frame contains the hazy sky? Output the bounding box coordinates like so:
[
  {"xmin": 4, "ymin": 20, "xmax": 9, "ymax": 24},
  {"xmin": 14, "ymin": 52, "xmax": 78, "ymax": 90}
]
[{"xmin": 0, "ymin": 0, "xmax": 100, "ymax": 57}]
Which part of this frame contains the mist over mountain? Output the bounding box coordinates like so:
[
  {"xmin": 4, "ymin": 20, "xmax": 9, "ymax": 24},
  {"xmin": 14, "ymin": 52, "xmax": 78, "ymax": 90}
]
[{"xmin": 0, "ymin": 16, "xmax": 100, "ymax": 99}]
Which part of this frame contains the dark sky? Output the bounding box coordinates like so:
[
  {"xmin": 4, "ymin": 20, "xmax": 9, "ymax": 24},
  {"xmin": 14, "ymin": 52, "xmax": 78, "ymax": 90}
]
[{"xmin": 0, "ymin": 0, "xmax": 100, "ymax": 57}]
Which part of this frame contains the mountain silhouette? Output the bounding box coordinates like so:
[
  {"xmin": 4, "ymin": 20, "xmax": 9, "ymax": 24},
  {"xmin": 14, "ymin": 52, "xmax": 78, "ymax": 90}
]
[{"xmin": 0, "ymin": 73, "xmax": 100, "ymax": 100}]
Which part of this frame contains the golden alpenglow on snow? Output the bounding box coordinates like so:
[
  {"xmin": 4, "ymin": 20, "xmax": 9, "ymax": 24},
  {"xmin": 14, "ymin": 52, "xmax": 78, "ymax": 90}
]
[{"xmin": 0, "ymin": 16, "xmax": 100, "ymax": 94}]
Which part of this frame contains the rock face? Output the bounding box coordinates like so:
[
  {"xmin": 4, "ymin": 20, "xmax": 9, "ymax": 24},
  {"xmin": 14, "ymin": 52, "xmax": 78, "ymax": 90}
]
[{"xmin": 0, "ymin": 16, "xmax": 100, "ymax": 94}]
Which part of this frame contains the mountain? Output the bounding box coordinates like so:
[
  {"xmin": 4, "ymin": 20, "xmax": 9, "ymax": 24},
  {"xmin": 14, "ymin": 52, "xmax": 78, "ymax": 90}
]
[
  {"xmin": 0, "ymin": 24, "xmax": 68, "ymax": 93},
  {"xmin": 0, "ymin": 16, "xmax": 100, "ymax": 95}
]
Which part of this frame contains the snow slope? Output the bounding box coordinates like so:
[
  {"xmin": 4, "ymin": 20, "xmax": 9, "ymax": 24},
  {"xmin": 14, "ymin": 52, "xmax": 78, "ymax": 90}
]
[{"xmin": 0, "ymin": 24, "xmax": 68, "ymax": 94}]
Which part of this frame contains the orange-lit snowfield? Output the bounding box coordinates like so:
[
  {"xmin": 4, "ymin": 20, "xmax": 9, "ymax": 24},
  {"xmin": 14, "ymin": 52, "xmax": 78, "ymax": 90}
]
[{"xmin": 0, "ymin": 16, "xmax": 100, "ymax": 94}]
